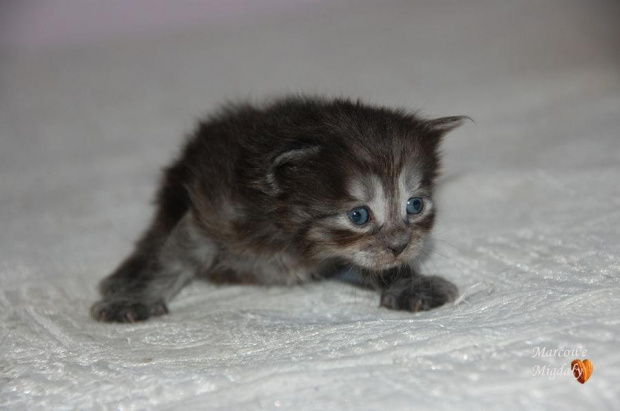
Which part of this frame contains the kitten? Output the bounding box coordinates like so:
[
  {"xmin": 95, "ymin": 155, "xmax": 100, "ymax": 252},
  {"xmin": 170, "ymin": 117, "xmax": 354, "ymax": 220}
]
[{"xmin": 91, "ymin": 96, "xmax": 466, "ymax": 323}]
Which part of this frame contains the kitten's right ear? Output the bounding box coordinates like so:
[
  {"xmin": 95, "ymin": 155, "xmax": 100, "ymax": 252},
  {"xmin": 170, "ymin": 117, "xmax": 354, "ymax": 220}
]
[
  {"xmin": 263, "ymin": 145, "xmax": 322, "ymax": 196},
  {"xmin": 425, "ymin": 115, "xmax": 472, "ymax": 136}
]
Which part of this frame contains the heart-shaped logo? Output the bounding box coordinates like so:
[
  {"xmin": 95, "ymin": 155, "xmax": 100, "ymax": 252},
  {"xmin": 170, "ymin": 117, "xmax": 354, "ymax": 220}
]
[{"xmin": 571, "ymin": 359, "xmax": 593, "ymax": 384}]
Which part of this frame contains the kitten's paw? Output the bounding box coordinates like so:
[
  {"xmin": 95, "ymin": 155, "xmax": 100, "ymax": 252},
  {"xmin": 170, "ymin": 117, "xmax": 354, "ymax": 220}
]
[
  {"xmin": 380, "ymin": 275, "xmax": 458, "ymax": 312},
  {"xmin": 90, "ymin": 299, "xmax": 168, "ymax": 323}
]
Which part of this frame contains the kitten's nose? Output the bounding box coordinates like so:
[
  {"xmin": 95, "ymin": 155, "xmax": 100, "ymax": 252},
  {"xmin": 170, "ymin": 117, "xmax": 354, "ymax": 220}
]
[{"xmin": 388, "ymin": 242, "xmax": 408, "ymax": 256}]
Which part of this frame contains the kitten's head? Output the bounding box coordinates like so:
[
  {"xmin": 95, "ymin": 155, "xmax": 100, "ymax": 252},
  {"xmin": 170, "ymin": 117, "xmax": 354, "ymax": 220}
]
[{"xmin": 263, "ymin": 99, "xmax": 467, "ymax": 271}]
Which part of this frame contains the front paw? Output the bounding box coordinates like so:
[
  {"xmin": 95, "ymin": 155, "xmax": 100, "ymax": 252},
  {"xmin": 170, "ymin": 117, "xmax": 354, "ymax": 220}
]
[
  {"xmin": 380, "ymin": 275, "xmax": 458, "ymax": 312},
  {"xmin": 90, "ymin": 299, "xmax": 168, "ymax": 323}
]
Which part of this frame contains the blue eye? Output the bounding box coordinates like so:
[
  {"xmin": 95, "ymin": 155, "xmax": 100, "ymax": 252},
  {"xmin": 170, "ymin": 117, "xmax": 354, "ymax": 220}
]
[
  {"xmin": 406, "ymin": 197, "xmax": 424, "ymax": 215},
  {"xmin": 347, "ymin": 207, "xmax": 370, "ymax": 225}
]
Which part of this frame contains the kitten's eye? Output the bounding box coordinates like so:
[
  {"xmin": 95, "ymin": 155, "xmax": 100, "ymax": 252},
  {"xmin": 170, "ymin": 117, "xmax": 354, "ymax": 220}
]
[
  {"xmin": 347, "ymin": 207, "xmax": 370, "ymax": 225},
  {"xmin": 406, "ymin": 197, "xmax": 424, "ymax": 215}
]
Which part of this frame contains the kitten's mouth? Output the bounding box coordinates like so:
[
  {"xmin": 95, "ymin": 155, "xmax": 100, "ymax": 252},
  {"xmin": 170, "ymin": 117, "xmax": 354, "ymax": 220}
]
[
  {"xmin": 354, "ymin": 254, "xmax": 407, "ymax": 271},
  {"xmin": 342, "ymin": 243, "xmax": 422, "ymax": 271},
  {"xmin": 380, "ymin": 258, "xmax": 406, "ymax": 270}
]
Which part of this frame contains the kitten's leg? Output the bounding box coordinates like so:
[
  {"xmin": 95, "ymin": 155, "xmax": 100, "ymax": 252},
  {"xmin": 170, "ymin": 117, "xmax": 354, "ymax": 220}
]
[
  {"xmin": 91, "ymin": 213, "xmax": 217, "ymax": 322},
  {"xmin": 373, "ymin": 266, "xmax": 458, "ymax": 312},
  {"xmin": 96, "ymin": 157, "xmax": 192, "ymax": 302}
]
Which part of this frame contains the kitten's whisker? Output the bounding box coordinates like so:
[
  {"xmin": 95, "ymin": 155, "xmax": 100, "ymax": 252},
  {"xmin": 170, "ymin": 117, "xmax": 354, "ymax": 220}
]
[{"xmin": 432, "ymin": 237, "xmax": 470, "ymax": 255}]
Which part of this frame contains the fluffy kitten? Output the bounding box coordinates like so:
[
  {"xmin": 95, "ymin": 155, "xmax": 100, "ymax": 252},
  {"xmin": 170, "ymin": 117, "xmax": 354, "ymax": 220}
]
[{"xmin": 91, "ymin": 96, "xmax": 466, "ymax": 322}]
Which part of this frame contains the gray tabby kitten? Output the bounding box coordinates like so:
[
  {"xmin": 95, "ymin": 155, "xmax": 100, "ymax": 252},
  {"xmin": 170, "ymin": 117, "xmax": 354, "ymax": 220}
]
[{"xmin": 91, "ymin": 96, "xmax": 466, "ymax": 322}]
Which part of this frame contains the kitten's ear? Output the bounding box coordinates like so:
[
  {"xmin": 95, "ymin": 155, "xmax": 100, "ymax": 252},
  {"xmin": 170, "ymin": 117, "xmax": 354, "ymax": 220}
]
[
  {"xmin": 425, "ymin": 115, "xmax": 471, "ymax": 135},
  {"xmin": 263, "ymin": 145, "xmax": 322, "ymax": 196}
]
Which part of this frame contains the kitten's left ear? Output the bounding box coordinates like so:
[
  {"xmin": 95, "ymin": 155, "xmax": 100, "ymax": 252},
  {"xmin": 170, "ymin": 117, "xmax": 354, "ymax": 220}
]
[
  {"xmin": 425, "ymin": 115, "xmax": 472, "ymax": 135},
  {"xmin": 263, "ymin": 144, "xmax": 322, "ymax": 196}
]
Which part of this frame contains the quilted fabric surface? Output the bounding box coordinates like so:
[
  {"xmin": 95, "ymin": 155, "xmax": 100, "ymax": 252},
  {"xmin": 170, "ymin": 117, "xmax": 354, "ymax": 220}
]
[{"xmin": 1, "ymin": 1, "xmax": 619, "ymax": 409}]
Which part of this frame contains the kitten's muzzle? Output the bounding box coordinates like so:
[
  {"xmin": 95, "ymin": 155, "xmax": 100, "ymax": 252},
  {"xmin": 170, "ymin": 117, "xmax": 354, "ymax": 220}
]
[
  {"xmin": 387, "ymin": 241, "xmax": 408, "ymax": 256},
  {"xmin": 384, "ymin": 230, "xmax": 410, "ymax": 256}
]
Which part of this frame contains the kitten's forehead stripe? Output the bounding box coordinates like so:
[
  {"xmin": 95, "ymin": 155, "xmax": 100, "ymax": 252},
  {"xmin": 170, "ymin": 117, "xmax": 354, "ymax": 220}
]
[
  {"xmin": 369, "ymin": 175, "xmax": 388, "ymax": 224},
  {"xmin": 348, "ymin": 179, "xmax": 367, "ymax": 202},
  {"xmin": 403, "ymin": 166, "xmax": 422, "ymax": 192}
]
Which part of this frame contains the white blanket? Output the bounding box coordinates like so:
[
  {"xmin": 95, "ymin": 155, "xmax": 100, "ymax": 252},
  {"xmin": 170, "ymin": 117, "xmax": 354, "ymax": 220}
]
[{"xmin": 1, "ymin": 0, "xmax": 619, "ymax": 409}]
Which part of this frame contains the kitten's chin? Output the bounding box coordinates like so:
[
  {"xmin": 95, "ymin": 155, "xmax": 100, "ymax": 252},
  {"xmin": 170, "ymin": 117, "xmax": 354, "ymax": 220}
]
[
  {"xmin": 350, "ymin": 254, "xmax": 410, "ymax": 272},
  {"xmin": 344, "ymin": 245, "xmax": 425, "ymax": 271}
]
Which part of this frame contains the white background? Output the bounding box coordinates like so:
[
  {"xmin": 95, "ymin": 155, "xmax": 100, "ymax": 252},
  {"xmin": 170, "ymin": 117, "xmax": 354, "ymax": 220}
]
[{"xmin": 1, "ymin": 0, "xmax": 619, "ymax": 409}]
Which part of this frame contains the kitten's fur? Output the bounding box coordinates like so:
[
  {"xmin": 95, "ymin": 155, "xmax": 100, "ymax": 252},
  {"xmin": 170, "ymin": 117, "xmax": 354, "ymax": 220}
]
[{"xmin": 91, "ymin": 96, "xmax": 466, "ymax": 323}]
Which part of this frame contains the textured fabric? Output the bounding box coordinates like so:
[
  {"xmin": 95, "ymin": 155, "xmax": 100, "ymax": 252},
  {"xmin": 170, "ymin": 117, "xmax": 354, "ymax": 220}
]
[{"xmin": 1, "ymin": 0, "xmax": 619, "ymax": 409}]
